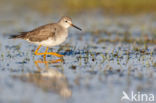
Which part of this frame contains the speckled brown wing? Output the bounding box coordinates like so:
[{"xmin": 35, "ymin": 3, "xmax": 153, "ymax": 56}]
[{"xmin": 25, "ymin": 23, "xmax": 57, "ymax": 42}]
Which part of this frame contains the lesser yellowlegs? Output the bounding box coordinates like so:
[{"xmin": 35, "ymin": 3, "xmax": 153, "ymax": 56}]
[{"xmin": 10, "ymin": 16, "xmax": 82, "ymax": 59}]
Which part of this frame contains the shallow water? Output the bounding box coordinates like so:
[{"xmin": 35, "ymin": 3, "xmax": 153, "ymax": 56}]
[{"xmin": 0, "ymin": 12, "xmax": 156, "ymax": 103}]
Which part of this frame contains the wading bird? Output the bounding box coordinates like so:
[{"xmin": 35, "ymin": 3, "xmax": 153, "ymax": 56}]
[{"xmin": 10, "ymin": 16, "xmax": 82, "ymax": 59}]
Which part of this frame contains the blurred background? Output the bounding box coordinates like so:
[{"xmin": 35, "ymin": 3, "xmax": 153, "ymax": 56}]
[{"xmin": 1, "ymin": 0, "xmax": 156, "ymax": 15}]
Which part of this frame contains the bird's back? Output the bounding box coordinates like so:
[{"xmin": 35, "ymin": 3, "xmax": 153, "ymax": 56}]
[{"xmin": 10, "ymin": 23, "xmax": 67, "ymax": 42}]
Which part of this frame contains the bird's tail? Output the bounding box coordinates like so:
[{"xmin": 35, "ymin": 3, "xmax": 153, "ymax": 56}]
[{"xmin": 9, "ymin": 32, "xmax": 27, "ymax": 39}]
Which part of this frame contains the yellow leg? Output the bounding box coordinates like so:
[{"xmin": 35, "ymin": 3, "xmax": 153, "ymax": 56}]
[
  {"xmin": 43, "ymin": 47, "xmax": 49, "ymax": 60},
  {"xmin": 34, "ymin": 45, "xmax": 64, "ymax": 58},
  {"xmin": 34, "ymin": 45, "xmax": 45, "ymax": 55}
]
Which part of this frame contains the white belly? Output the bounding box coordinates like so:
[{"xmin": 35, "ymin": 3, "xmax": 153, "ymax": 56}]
[{"xmin": 28, "ymin": 34, "xmax": 68, "ymax": 47}]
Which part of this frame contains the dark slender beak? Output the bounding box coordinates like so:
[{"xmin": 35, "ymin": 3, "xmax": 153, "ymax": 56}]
[{"xmin": 71, "ymin": 24, "xmax": 82, "ymax": 31}]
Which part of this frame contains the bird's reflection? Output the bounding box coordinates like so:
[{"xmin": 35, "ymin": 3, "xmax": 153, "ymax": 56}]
[{"xmin": 13, "ymin": 58, "xmax": 72, "ymax": 98}]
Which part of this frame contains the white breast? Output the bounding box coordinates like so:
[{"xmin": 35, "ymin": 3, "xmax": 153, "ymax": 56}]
[{"xmin": 28, "ymin": 33, "xmax": 68, "ymax": 47}]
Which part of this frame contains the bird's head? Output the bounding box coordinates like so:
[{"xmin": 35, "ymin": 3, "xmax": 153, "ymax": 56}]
[{"xmin": 58, "ymin": 16, "xmax": 82, "ymax": 31}]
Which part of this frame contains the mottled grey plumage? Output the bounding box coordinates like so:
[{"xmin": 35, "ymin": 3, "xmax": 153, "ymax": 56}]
[
  {"xmin": 10, "ymin": 16, "xmax": 81, "ymax": 47},
  {"xmin": 11, "ymin": 23, "xmax": 65, "ymax": 42},
  {"xmin": 26, "ymin": 23, "xmax": 65, "ymax": 42}
]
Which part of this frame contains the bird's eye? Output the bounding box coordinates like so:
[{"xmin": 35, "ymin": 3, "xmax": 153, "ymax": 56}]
[{"xmin": 65, "ymin": 21, "xmax": 68, "ymax": 23}]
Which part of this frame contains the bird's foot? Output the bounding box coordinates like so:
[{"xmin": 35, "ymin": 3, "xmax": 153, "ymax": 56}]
[
  {"xmin": 43, "ymin": 52, "xmax": 64, "ymax": 58},
  {"xmin": 34, "ymin": 45, "xmax": 64, "ymax": 58}
]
